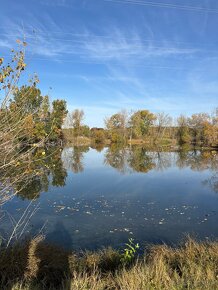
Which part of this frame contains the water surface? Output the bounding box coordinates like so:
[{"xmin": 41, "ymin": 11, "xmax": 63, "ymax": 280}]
[{"xmin": 1, "ymin": 145, "xmax": 218, "ymax": 250}]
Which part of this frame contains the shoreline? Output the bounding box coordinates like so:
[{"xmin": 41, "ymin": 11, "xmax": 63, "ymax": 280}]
[
  {"xmin": 1, "ymin": 236, "xmax": 218, "ymax": 289},
  {"xmin": 63, "ymin": 138, "xmax": 218, "ymax": 151}
]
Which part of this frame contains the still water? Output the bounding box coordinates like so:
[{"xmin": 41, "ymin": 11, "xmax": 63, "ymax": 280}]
[{"xmin": 1, "ymin": 145, "xmax": 218, "ymax": 250}]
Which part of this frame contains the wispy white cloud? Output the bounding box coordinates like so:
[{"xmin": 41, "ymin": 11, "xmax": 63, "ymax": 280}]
[
  {"xmin": 82, "ymin": 28, "xmax": 198, "ymax": 63},
  {"xmin": 0, "ymin": 17, "xmax": 199, "ymax": 63},
  {"xmin": 0, "ymin": 17, "xmax": 80, "ymax": 58}
]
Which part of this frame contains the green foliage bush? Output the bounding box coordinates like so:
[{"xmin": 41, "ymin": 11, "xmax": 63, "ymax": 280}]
[{"xmin": 120, "ymin": 238, "xmax": 140, "ymax": 266}]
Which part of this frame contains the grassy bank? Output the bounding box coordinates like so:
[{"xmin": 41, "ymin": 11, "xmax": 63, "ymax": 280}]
[{"xmin": 1, "ymin": 237, "xmax": 218, "ymax": 289}]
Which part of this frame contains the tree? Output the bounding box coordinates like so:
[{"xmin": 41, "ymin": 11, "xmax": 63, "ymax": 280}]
[
  {"xmin": 130, "ymin": 110, "xmax": 156, "ymax": 138},
  {"xmin": 105, "ymin": 110, "xmax": 129, "ymax": 143},
  {"xmin": 91, "ymin": 128, "xmax": 106, "ymax": 144},
  {"xmin": 69, "ymin": 109, "xmax": 84, "ymax": 138},
  {"xmin": 154, "ymin": 112, "xmax": 172, "ymax": 143},
  {"xmin": 212, "ymin": 107, "xmax": 218, "ymax": 126},
  {"xmin": 13, "ymin": 85, "xmax": 43, "ymax": 115},
  {"xmin": 50, "ymin": 100, "xmax": 68, "ymax": 141},
  {"xmin": 188, "ymin": 113, "xmax": 210, "ymax": 145},
  {"xmin": 40, "ymin": 95, "xmax": 50, "ymax": 120},
  {"xmin": 51, "ymin": 100, "xmax": 68, "ymax": 129},
  {"xmin": 11, "ymin": 86, "xmax": 67, "ymax": 143},
  {"xmin": 80, "ymin": 125, "xmax": 90, "ymax": 137},
  {"xmin": 177, "ymin": 115, "xmax": 191, "ymax": 145},
  {"xmin": 38, "ymin": 95, "xmax": 51, "ymax": 138},
  {"xmin": 202, "ymin": 121, "xmax": 218, "ymax": 146}
]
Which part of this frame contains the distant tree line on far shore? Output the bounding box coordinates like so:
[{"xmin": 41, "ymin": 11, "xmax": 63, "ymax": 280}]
[{"xmin": 63, "ymin": 108, "xmax": 218, "ymax": 148}]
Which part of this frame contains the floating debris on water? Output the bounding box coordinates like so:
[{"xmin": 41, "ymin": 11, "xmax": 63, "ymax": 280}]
[{"xmin": 56, "ymin": 206, "xmax": 65, "ymax": 211}]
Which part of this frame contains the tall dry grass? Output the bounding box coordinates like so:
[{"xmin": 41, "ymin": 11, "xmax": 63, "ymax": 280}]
[{"xmin": 0, "ymin": 236, "xmax": 218, "ymax": 289}]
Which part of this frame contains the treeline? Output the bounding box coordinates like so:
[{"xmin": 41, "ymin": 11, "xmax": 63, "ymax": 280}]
[{"xmin": 64, "ymin": 109, "xmax": 218, "ymax": 147}]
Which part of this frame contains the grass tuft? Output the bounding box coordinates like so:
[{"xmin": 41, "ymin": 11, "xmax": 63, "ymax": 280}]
[{"xmin": 0, "ymin": 237, "xmax": 218, "ymax": 289}]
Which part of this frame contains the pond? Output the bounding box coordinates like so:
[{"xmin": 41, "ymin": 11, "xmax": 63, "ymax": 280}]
[{"xmin": 1, "ymin": 145, "xmax": 218, "ymax": 250}]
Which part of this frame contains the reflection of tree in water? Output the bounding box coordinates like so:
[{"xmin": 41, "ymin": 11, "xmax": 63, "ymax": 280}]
[
  {"xmin": 176, "ymin": 147, "xmax": 192, "ymax": 169},
  {"xmin": 128, "ymin": 146, "xmax": 155, "ymax": 173},
  {"xmin": 104, "ymin": 145, "xmax": 156, "ymax": 174},
  {"xmin": 50, "ymin": 150, "xmax": 67, "ymax": 187},
  {"xmin": 104, "ymin": 144, "xmax": 129, "ymax": 174},
  {"xmin": 176, "ymin": 149, "xmax": 218, "ymax": 172},
  {"xmin": 16, "ymin": 147, "xmax": 67, "ymax": 200},
  {"xmin": 15, "ymin": 145, "xmax": 218, "ymax": 199},
  {"xmin": 176, "ymin": 149, "xmax": 218, "ymax": 193},
  {"xmin": 104, "ymin": 145, "xmax": 218, "ymax": 178},
  {"xmin": 151, "ymin": 151, "xmax": 172, "ymax": 171},
  {"xmin": 16, "ymin": 178, "xmax": 48, "ymax": 200},
  {"xmin": 62, "ymin": 146, "xmax": 89, "ymax": 173},
  {"xmin": 203, "ymin": 172, "xmax": 218, "ymax": 193},
  {"xmin": 91, "ymin": 143, "xmax": 105, "ymax": 152},
  {"xmin": 71, "ymin": 148, "xmax": 83, "ymax": 173}
]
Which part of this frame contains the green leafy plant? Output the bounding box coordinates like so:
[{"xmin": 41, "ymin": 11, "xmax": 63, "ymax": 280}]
[{"xmin": 120, "ymin": 238, "xmax": 139, "ymax": 265}]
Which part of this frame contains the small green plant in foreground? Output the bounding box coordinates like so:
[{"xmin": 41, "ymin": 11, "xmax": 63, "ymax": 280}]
[{"xmin": 120, "ymin": 238, "xmax": 139, "ymax": 265}]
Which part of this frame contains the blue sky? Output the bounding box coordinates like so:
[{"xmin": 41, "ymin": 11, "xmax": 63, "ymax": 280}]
[{"xmin": 1, "ymin": 0, "xmax": 218, "ymax": 127}]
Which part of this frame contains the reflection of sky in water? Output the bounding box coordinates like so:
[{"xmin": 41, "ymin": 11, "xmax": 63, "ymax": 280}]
[{"xmin": 1, "ymin": 147, "xmax": 218, "ymax": 250}]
